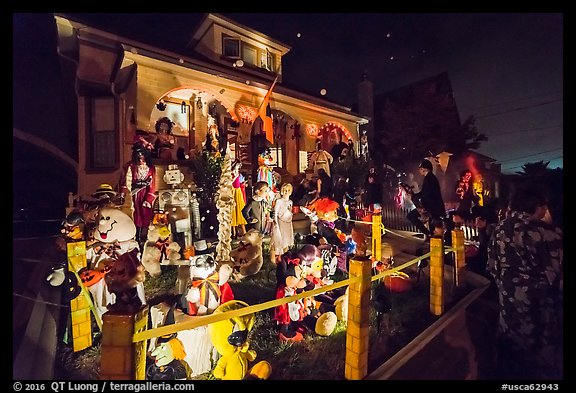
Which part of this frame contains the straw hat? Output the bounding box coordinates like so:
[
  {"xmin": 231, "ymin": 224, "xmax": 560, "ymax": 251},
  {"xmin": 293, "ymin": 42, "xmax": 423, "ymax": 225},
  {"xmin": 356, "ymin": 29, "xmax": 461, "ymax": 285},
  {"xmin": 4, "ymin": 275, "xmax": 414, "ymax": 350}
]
[{"xmin": 92, "ymin": 183, "xmax": 117, "ymax": 199}]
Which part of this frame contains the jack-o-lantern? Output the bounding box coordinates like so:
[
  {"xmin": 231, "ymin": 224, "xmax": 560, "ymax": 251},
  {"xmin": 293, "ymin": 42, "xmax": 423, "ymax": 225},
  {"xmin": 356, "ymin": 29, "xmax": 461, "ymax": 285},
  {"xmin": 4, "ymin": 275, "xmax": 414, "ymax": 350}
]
[{"xmin": 384, "ymin": 271, "xmax": 413, "ymax": 293}]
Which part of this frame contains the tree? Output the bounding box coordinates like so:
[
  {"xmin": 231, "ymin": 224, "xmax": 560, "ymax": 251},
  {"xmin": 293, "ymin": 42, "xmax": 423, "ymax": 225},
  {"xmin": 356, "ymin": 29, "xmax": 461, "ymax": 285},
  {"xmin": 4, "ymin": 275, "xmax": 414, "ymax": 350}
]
[
  {"xmin": 515, "ymin": 160, "xmax": 550, "ymax": 177},
  {"xmin": 374, "ymin": 73, "xmax": 486, "ymax": 173}
]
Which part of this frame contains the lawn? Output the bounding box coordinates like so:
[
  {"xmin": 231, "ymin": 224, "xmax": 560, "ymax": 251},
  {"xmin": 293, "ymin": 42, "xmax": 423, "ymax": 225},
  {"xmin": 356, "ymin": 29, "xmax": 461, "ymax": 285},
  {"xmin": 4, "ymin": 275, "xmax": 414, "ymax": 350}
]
[{"xmin": 55, "ymin": 242, "xmax": 469, "ymax": 380}]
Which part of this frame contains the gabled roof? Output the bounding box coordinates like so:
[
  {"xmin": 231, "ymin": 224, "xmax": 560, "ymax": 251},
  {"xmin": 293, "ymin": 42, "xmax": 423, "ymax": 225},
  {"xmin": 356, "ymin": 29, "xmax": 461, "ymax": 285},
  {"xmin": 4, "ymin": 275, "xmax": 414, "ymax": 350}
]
[
  {"xmin": 188, "ymin": 13, "xmax": 291, "ymax": 54},
  {"xmin": 56, "ymin": 12, "xmax": 366, "ymax": 119}
]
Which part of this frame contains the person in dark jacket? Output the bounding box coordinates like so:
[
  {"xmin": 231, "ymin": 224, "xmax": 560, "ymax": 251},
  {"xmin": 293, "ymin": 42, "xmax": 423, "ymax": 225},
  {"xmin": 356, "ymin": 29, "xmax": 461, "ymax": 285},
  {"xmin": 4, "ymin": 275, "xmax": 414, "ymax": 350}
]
[{"xmin": 414, "ymin": 159, "xmax": 446, "ymax": 234}]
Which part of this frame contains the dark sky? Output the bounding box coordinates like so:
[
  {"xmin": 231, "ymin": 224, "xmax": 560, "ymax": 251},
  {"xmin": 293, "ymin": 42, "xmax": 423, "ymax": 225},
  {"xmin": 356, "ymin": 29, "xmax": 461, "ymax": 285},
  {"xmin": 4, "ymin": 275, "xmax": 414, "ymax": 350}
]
[
  {"xmin": 223, "ymin": 13, "xmax": 563, "ymax": 174},
  {"xmin": 16, "ymin": 13, "xmax": 563, "ymax": 174}
]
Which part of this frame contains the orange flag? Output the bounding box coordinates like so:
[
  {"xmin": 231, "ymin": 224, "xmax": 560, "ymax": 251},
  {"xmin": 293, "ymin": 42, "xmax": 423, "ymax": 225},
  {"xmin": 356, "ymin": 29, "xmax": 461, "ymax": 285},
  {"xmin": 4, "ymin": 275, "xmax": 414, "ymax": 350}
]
[{"xmin": 257, "ymin": 77, "xmax": 278, "ymax": 144}]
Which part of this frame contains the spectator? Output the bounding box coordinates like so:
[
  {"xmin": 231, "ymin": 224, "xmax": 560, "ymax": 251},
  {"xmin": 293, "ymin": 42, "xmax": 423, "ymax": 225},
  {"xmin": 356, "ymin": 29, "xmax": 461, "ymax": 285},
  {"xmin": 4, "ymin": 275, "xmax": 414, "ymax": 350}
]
[
  {"xmin": 316, "ymin": 168, "xmax": 333, "ymax": 199},
  {"xmin": 487, "ymin": 184, "xmax": 563, "ymax": 379},
  {"xmin": 414, "ymin": 159, "xmax": 446, "ymax": 234},
  {"xmin": 455, "ymin": 169, "xmax": 480, "ymax": 220}
]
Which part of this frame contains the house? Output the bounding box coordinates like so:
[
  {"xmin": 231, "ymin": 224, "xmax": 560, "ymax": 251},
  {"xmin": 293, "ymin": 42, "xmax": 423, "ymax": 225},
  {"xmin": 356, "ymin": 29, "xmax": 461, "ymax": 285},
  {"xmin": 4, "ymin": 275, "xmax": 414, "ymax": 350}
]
[
  {"xmin": 53, "ymin": 13, "xmax": 369, "ymax": 198},
  {"xmin": 357, "ymin": 72, "xmax": 501, "ymax": 208}
]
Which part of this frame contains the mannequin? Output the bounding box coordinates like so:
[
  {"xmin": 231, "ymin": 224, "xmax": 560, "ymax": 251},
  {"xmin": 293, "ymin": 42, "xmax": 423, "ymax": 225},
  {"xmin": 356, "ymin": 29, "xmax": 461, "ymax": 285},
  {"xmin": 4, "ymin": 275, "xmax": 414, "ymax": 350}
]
[
  {"xmin": 120, "ymin": 141, "xmax": 156, "ymax": 248},
  {"xmin": 270, "ymin": 183, "xmax": 295, "ymax": 263}
]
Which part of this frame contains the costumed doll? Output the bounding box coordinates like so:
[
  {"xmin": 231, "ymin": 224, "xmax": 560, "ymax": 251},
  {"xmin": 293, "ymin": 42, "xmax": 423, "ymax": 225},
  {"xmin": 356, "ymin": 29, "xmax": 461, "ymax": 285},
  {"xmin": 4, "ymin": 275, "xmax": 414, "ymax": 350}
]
[
  {"xmin": 146, "ymin": 307, "xmax": 192, "ymax": 380},
  {"xmin": 273, "ymin": 245, "xmax": 318, "ymax": 341},
  {"xmin": 119, "ymin": 141, "xmax": 157, "ymax": 249},
  {"xmin": 269, "ymin": 182, "xmax": 294, "ymax": 263},
  {"xmin": 256, "ymin": 148, "xmax": 276, "ymax": 193},
  {"xmin": 241, "ymin": 180, "xmax": 271, "ymax": 235},
  {"xmin": 205, "ymin": 122, "xmax": 226, "ymax": 157},
  {"xmin": 303, "ymin": 198, "xmax": 349, "ymax": 273},
  {"xmin": 153, "ymin": 117, "xmax": 176, "ymax": 160},
  {"xmin": 231, "ymin": 159, "xmax": 248, "ymax": 239},
  {"xmin": 309, "ymin": 141, "xmax": 333, "ymax": 177}
]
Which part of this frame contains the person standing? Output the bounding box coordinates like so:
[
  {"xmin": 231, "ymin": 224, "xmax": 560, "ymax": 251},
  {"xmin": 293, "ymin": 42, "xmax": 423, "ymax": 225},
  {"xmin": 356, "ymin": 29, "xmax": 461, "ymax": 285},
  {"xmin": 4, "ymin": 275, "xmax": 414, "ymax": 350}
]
[
  {"xmin": 487, "ymin": 185, "xmax": 563, "ymax": 379},
  {"xmin": 316, "ymin": 168, "xmax": 333, "ymax": 199},
  {"xmin": 455, "ymin": 169, "xmax": 480, "ymax": 220},
  {"xmin": 414, "ymin": 159, "xmax": 446, "ymax": 234},
  {"xmin": 396, "ymin": 182, "xmax": 430, "ymax": 238}
]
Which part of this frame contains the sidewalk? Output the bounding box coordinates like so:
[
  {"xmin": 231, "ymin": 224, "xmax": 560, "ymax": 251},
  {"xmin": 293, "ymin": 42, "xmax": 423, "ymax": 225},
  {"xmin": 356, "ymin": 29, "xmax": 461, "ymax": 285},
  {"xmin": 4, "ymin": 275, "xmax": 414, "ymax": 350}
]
[{"xmin": 371, "ymin": 229, "xmax": 500, "ymax": 380}]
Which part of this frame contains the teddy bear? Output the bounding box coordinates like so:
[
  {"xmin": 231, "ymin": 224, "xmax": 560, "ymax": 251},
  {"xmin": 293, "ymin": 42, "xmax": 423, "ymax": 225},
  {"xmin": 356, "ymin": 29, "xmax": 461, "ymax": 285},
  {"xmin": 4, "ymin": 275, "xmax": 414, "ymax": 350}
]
[
  {"xmin": 141, "ymin": 223, "xmax": 181, "ymax": 277},
  {"xmin": 229, "ymin": 229, "xmax": 264, "ymax": 280}
]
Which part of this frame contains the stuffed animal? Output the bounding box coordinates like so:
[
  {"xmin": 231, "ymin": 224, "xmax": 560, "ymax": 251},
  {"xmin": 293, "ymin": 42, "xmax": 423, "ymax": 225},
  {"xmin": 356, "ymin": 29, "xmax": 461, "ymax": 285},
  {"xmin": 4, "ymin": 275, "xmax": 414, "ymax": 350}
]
[
  {"xmin": 208, "ymin": 300, "xmax": 266, "ymax": 380},
  {"xmin": 273, "ymin": 244, "xmax": 319, "ymax": 341},
  {"xmin": 179, "ymin": 245, "xmax": 234, "ymax": 316},
  {"xmin": 141, "ymin": 223, "xmax": 182, "ymax": 277},
  {"xmin": 229, "ymin": 229, "xmax": 264, "ymax": 280},
  {"xmin": 105, "ymin": 248, "xmax": 146, "ymax": 313}
]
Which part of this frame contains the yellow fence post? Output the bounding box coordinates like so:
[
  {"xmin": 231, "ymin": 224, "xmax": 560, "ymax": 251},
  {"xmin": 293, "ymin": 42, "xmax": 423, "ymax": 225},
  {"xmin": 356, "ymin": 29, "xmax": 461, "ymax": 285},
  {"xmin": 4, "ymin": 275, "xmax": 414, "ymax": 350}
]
[
  {"xmin": 345, "ymin": 255, "xmax": 372, "ymax": 380},
  {"xmin": 451, "ymin": 228, "xmax": 465, "ymax": 288},
  {"xmin": 371, "ymin": 213, "xmax": 382, "ymax": 262},
  {"xmin": 99, "ymin": 306, "xmax": 149, "ymax": 380},
  {"xmin": 67, "ymin": 241, "xmax": 92, "ymax": 352},
  {"xmin": 429, "ymin": 236, "xmax": 445, "ymax": 316}
]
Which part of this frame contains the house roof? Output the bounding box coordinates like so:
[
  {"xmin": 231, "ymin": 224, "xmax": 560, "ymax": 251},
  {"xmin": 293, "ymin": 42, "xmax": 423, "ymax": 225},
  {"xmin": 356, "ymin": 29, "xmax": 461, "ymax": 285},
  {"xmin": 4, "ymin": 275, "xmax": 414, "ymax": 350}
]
[{"xmin": 57, "ymin": 13, "xmax": 366, "ymax": 120}]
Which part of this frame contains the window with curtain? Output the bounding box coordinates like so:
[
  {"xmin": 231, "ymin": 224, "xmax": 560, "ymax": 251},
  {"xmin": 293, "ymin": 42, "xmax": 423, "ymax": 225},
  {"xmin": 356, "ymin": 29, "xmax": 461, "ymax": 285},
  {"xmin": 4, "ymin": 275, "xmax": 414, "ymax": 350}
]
[{"xmin": 88, "ymin": 97, "xmax": 118, "ymax": 170}]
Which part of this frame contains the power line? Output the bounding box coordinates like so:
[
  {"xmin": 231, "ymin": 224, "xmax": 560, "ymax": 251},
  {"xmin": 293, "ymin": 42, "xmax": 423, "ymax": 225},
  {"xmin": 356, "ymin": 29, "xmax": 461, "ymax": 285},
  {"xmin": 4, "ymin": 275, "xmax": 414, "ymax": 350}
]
[
  {"xmin": 504, "ymin": 156, "xmax": 563, "ymax": 171},
  {"xmin": 498, "ymin": 148, "xmax": 563, "ymax": 164},
  {"xmin": 476, "ymin": 98, "xmax": 563, "ymax": 119},
  {"xmin": 489, "ymin": 124, "xmax": 563, "ymax": 137},
  {"xmin": 471, "ymin": 91, "xmax": 562, "ymax": 112}
]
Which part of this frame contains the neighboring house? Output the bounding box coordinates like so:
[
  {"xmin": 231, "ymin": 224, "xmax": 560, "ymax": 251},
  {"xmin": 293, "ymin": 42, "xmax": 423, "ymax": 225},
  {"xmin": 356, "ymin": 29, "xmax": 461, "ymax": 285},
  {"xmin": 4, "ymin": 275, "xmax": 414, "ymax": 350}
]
[
  {"xmin": 54, "ymin": 13, "xmax": 368, "ymax": 198},
  {"xmin": 357, "ymin": 72, "xmax": 501, "ymax": 207}
]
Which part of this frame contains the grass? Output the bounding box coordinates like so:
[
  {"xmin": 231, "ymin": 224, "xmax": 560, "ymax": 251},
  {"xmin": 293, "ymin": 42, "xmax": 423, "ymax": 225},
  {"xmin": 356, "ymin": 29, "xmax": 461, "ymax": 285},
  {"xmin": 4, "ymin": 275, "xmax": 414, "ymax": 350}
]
[{"xmin": 54, "ymin": 241, "xmax": 470, "ymax": 380}]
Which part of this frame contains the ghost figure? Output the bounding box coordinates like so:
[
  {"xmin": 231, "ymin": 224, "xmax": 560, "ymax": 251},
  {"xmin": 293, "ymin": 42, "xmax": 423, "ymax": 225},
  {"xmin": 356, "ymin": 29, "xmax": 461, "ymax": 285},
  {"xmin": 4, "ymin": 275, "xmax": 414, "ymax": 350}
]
[{"xmin": 85, "ymin": 207, "xmax": 145, "ymax": 318}]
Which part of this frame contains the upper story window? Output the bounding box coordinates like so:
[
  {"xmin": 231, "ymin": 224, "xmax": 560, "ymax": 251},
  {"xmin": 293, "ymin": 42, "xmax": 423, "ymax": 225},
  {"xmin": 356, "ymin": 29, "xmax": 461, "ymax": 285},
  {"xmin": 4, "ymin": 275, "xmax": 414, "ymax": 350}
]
[
  {"xmin": 88, "ymin": 96, "xmax": 118, "ymax": 171},
  {"xmin": 223, "ymin": 35, "xmax": 276, "ymax": 72},
  {"xmin": 262, "ymin": 48, "xmax": 275, "ymax": 72},
  {"xmin": 242, "ymin": 45, "xmax": 257, "ymax": 66},
  {"xmin": 222, "ymin": 36, "xmax": 241, "ymax": 58}
]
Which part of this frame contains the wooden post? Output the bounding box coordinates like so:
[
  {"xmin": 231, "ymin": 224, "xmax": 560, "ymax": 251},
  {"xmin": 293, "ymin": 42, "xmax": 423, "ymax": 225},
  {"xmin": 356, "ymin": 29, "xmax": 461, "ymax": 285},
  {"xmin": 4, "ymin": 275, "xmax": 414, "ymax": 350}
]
[
  {"xmin": 451, "ymin": 228, "xmax": 466, "ymax": 288},
  {"xmin": 99, "ymin": 306, "xmax": 149, "ymax": 380},
  {"xmin": 429, "ymin": 236, "xmax": 445, "ymax": 316},
  {"xmin": 345, "ymin": 256, "xmax": 372, "ymax": 380},
  {"xmin": 371, "ymin": 213, "xmax": 382, "ymax": 262}
]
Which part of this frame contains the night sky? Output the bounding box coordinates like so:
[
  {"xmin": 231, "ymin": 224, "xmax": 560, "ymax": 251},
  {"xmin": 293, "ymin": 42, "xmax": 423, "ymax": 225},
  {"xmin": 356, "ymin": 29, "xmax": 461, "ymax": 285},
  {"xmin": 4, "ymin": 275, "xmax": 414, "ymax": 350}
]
[
  {"xmin": 15, "ymin": 13, "xmax": 564, "ymax": 175},
  {"xmin": 222, "ymin": 13, "xmax": 563, "ymax": 174}
]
